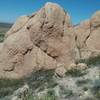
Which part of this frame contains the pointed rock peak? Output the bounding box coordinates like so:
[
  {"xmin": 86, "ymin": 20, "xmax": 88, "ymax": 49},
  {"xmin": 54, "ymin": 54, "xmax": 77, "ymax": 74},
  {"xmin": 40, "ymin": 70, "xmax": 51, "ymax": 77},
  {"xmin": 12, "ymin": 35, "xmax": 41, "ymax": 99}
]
[
  {"xmin": 41, "ymin": 2, "xmax": 72, "ymax": 27},
  {"xmin": 92, "ymin": 10, "xmax": 100, "ymax": 17},
  {"xmin": 79, "ymin": 19, "xmax": 90, "ymax": 29},
  {"xmin": 44, "ymin": 2, "xmax": 68, "ymax": 16},
  {"xmin": 45, "ymin": 2, "xmax": 62, "ymax": 9},
  {"xmin": 91, "ymin": 10, "xmax": 100, "ymax": 28}
]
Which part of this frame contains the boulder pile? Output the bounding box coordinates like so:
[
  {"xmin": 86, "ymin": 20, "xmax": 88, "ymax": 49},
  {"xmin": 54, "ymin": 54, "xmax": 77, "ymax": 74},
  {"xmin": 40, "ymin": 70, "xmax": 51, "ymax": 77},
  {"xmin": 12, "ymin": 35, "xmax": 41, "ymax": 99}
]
[{"xmin": 0, "ymin": 2, "xmax": 100, "ymax": 79}]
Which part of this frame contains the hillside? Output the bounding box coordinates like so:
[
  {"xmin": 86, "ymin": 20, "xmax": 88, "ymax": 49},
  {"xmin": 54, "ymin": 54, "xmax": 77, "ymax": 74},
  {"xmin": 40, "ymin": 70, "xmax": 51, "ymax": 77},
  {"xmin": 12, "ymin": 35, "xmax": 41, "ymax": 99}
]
[{"xmin": 0, "ymin": 22, "xmax": 12, "ymax": 42}]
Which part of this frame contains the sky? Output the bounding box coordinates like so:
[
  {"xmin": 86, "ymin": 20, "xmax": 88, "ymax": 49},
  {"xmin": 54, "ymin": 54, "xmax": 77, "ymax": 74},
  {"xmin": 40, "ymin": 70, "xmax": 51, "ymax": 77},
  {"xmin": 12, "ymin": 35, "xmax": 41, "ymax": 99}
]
[{"xmin": 0, "ymin": 0, "xmax": 100, "ymax": 24}]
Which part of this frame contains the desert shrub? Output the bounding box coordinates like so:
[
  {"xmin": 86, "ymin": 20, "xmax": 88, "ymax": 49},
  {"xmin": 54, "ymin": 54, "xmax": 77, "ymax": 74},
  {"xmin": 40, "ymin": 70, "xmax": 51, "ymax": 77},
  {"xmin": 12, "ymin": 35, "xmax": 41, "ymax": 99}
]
[
  {"xmin": 82, "ymin": 86, "xmax": 89, "ymax": 91},
  {"xmin": 0, "ymin": 33, "xmax": 5, "ymax": 42},
  {"xmin": 26, "ymin": 70, "xmax": 57, "ymax": 91},
  {"xmin": 25, "ymin": 89, "xmax": 34, "ymax": 100},
  {"xmin": 45, "ymin": 89, "xmax": 57, "ymax": 100},
  {"xmin": 28, "ymin": 89, "xmax": 57, "ymax": 100},
  {"xmin": 65, "ymin": 68, "xmax": 87, "ymax": 77},
  {"xmin": 76, "ymin": 79, "xmax": 92, "ymax": 86},
  {"xmin": 0, "ymin": 78, "xmax": 24, "ymax": 98},
  {"xmin": 83, "ymin": 97, "xmax": 97, "ymax": 100},
  {"xmin": 78, "ymin": 55, "xmax": 100, "ymax": 66},
  {"xmin": 0, "ymin": 70, "xmax": 57, "ymax": 99},
  {"xmin": 59, "ymin": 85, "xmax": 73, "ymax": 98},
  {"xmin": 90, "ymin": 79, "xmax": 100, "ymax": 99}
]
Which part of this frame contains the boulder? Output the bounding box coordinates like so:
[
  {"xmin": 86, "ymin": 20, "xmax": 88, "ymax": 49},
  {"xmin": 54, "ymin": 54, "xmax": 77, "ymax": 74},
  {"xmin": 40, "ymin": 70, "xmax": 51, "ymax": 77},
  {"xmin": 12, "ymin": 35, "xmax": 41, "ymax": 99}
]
[
  {"xmin": 74, "ymin": 20, "xmax": 91, "ymax": 60},
  {"xmin": 91, "ymin": 11, "xmax": 100, "ymax": 29},
  {"xmin": 25, "ymin": 2, "xmax": 75, "ymax": 66},
  {"xmin": 55, "ymin": 63, "xmax": 66, "ymax": 77},
  {"xmin": 0, "ymin": 2, "xmax": 99, "ymax": 79},
  {"xmin": 77, "ymin": 63, "xmax": 88, "ymax": 70},
  {"xmin": 74, "ymin": 11, "xmax": 100, "ymax": 60},
  {"xmin": 0, "ymin": 2, "xmax": 75, "ymax": 79},
  {"xmin": 68, "ymin": 63, "xmax": 77, "ymax": 70},
  {"xmin": 86, "ymin": 11, "xmax": 100, "ymax": 52}
]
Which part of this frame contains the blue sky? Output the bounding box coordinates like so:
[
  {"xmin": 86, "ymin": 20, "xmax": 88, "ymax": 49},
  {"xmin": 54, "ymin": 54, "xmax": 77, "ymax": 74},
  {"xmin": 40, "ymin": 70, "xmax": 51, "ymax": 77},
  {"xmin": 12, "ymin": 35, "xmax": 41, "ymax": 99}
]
[{"xmin": 0, "ymin": 0, "xmax": 100, "ymax": 24}]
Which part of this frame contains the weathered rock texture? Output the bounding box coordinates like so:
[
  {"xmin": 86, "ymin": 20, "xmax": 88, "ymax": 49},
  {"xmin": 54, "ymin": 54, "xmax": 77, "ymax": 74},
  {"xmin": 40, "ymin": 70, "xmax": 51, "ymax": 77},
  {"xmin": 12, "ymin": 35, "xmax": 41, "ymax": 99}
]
[
  {"xmin": 0, "ymin": 2, "xmax": 100, "ymax": 79},
  {"xmin": 0, "ymin": 2, "xmax": 75, "ymax": 79},
  {"xmin": 74, "ymin": 11, "xmax": 100, "ymax": 60}
]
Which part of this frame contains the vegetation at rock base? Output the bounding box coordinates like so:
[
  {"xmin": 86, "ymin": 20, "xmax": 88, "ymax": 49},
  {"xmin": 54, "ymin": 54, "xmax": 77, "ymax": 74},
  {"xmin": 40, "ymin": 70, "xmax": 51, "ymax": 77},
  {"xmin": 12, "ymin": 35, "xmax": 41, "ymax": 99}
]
[
  {"xmin": 25, "ymin": 70, "xmax": 57, "ymax": 91},
  {"xmin": 27, "ymin": 89, "xmax": 57, "ymax": 100},
  {"xmin": 59, "ymin": 85, "xmax": 73, "ymax": 98},
  {"xmin": 65, "ymin": 68, "xmax": 87, "ymax": 77},
  {"xmin": 0, "ymin": 70, "xmax": 58, "ymax": 99},
  {"xmin": 78, "ymin": 55, "xmax": 100, "ymax": 66},
  {"xmin": 76, "ymin": 79, "xmax": 92, "ymax": 86},
  {"xmin": 0, "ymin": 78, "xmax": 24, "ymax": 98},
  {"xmin": 0, "ymin": 65, "xmax": 100, "ymax": 100}
]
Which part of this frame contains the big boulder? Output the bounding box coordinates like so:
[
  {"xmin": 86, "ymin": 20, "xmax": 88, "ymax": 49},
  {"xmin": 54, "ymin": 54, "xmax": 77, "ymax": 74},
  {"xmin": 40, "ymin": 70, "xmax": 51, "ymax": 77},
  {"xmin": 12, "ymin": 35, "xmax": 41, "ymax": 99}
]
[
  {"xmin": 0, "ymin": 2, "xmax": 75, "ymax": 79},
  {"xmin": 74, "ymin": 11, "xmax": 100, "ymax": 60},
  {"xmin": 86, "ymin": 11, "xmax": 100, "ymax": 52}
]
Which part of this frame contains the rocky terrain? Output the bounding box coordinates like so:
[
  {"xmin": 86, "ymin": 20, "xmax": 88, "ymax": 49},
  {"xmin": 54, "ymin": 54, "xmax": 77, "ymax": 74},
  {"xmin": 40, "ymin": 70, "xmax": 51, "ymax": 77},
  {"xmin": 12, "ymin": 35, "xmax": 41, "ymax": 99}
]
[
  {"xmin": 0, "ymin": 2, "xmax": 100, "ymax": 100},
  {"xmin": 0, "ymin": 62, "xmax": 100, "ymax": 100}
]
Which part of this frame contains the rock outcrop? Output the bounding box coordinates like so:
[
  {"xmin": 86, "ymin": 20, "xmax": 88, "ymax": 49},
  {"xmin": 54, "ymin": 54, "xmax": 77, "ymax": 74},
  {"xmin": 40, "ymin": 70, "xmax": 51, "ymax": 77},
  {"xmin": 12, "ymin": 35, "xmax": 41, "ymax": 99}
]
[
  {"xmin": 0, "ymin": 2, "xmax": 100, "ymax": 79},
  {"xmin": 0, "ymin": 2, "xmax": 75, "ymax": 79},
  {"xmin": 74, "ymin": 11, "xmax": 100, "ymax": 60}
]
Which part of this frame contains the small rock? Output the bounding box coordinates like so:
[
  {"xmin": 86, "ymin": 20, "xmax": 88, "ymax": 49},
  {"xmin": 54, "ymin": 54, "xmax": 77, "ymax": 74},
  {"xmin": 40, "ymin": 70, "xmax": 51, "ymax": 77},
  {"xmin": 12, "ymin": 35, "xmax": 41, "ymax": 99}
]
[
  {"xmin": 77, "ymin": 63, "xmax": 88, "ymax": 70},
  {"xmin": 68, "ymin": 63, "xmax": 77, "ymax": 70},
  {"xmin": 55, "ymin": 64, "xmax": 66, "ymax": 77}
]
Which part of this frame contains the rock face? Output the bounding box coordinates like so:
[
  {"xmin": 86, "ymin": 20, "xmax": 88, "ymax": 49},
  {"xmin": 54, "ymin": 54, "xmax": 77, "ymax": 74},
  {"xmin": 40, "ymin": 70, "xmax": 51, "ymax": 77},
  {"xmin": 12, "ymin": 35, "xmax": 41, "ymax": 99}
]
[
  {"xmin": 0, "ymin": 2, "xmax": 75, "ymax": 79},
  {"xmin": 0, "ymin": 2, "xmax": 100, "ymax": 79},
  {"xmin": 74, "ymin": 11, "xmax": 100, "ymax": 60}
]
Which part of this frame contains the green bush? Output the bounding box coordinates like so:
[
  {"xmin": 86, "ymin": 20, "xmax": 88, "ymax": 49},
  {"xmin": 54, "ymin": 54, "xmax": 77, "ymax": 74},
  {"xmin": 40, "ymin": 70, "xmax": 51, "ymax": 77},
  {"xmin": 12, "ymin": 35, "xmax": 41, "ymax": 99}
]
[
  {"xmin": 65, "ymin": 68, "xmax": 87, "ymax": 77},
  {"xmin": 0, "ymin": 33, "xmax": 5, "ymax": 42},
  {"xmin": 59, "ymin": 85, "xmax": 73, "ymax": 98},
  {"xmin": 91, "ymin": 79, "xmax": 100, "ymax": 99},
  {"xmin": 27, "ymin": 89, "xmax": 57, "ymax": 100},
  {"xmin": 76, "ymin": 79, "xmax": 92, "ymax": 86},
  {"xmin": 26, "ymin": 70, "xmax": 57, "ymax": 91},
  {"xmin": 78, "ymin": 55, "xmax": 100, "ymax": 66},
  {"xmin": 0, "ymin": 70, "xmax": 57, "ymax": 99},
  {"xmin": 0, "ymin": 78, "xmax": 24, "ymax": 98}
]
